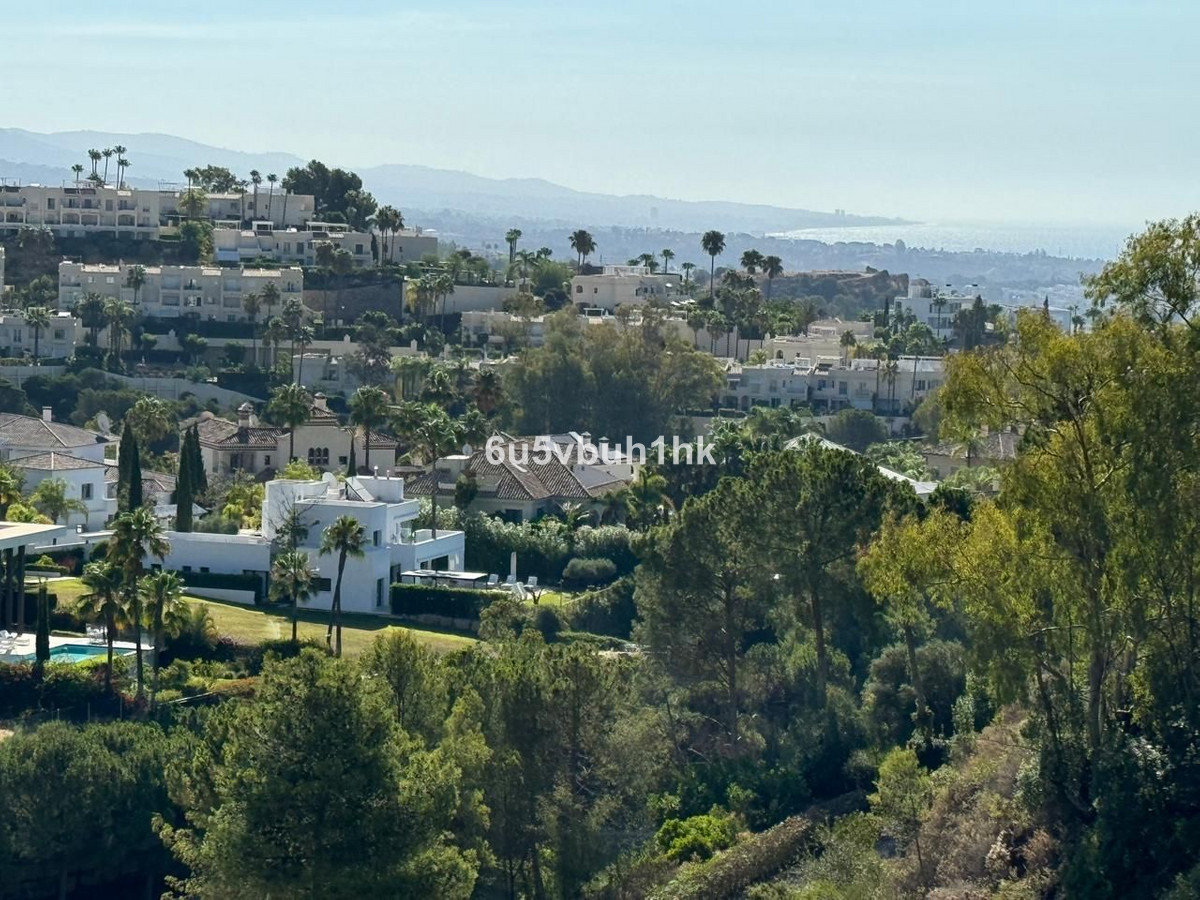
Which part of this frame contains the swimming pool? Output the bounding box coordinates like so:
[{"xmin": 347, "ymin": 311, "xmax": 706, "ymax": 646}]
[{"xmin": 15, "ymin": 644, "xmax": 121, "ymax": 664}]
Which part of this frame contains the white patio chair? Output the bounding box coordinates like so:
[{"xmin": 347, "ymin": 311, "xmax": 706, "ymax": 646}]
[
  {"xmin": 505, "ymin": 574, "xmax": 516, "ymax": 585},
  {"xmin": 526, "ymin": 576, "xmax": 538, "ymax": 588},
  {"xmin": 486, "ymin": 574, "xmax": 499, "ymax": 586}
]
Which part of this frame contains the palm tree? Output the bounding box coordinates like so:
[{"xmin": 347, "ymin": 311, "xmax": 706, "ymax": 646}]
[
  {"xmin": 24, "ymin": 306, "xmax": 50, "ymax": 364},
  {"xmin": 116, "ymin": 156, "xmax": 130, "ymax": 189},
  {"xmin": 294, "ymin": 324, "xmax": 315, "ymax": 384},
  {"xmin": 125, "ymin": 264, "xmax": 147, "ymax": 308},
  {"xmin": 250, "ymin": 170, "xmax": 262, "ymax": 219},
  {"xmin": 110, "ymin": 507, "xmax": 170, "ymax": 699},
  {"xmin": 473, "ymin": 368, "xmax": 504, "ymax": 417},
  {"xmin": 268, "ymin": 384, "xmax": 311, "ymax": 462},
  {"xmin": 87, "ymin": 149, "xmax": 102, "ymax": 178},
  {"xmin": 569, "ymin": 229, "xmax": 596, "ymax": 270},
  {"xmin": 242, "ymin": 291, "xmax": 262, "ymax": 366},
  {"xmin": 681, "ymin": 261, "xmax": 697, "ymax": 290},
  {"xmin": 76, "ymin": 292, "xmax": 106, "ymax": 345},
  {"xmin": 661, "ymin": 248, "xmax": 675, "ymax": 274},
  {"xmin": 29, "ymin": 477, "xmax": 87, "ymax": 524},
  {"xmin": 348, "ymin": 386, "xmax": 390, "ymax": 474},
  {"xmin": 763, "ymin": 255, "xmax": 783, "ymax": 300},
  {"xmin": 264, "ymin": 316, "xmax": 288, "ymax": 372},
  {"xmin": 101, "ymin": 148, "xmax": 113, "ymax": 185},
  {"xmin": 701, "ymin": 230, "xmax": 726, "ymax": 300},
  {"xmin": 505, "ymin": 228, "xmax": 522, "ymax": 269},
  {"xmin": 103, "ymin": 296, "xmax": 134, "ymax": 362},
  {"xmin": 138, "ymin": 570, "xmax": 184, "ymax": 705},
  {"xmin": 740, "ymin": 249, "xmax": 765, "ymax": 274},
  {"xmin": 319, "ymin": 515, "xmax": 366, "ymax": 657},
  {"xmin": 111, "ymin": 145, "xmax": 127, "ymax": 185},
  {"xmin": 840, "ymin": 329, "xmax": 857, "ymax": 364},
  {"xmin": 271, "ymin": 549, "xmax": 315, "ymax": 641},
  {"xmin": 624, "ymin": 468, "xmax": 674, "ymax": 530},
  {"xmin": 266, "ymin": 173, "xmax": 277, "ymax": 221},
  {"xmin": 236, "ymin": 178, "xmax": 249, "ymax": 225},
  {"xmin": 260, "ymin": 280, "xmax": 281, "ymax": 323},
  {"xmin": 79, "ymin": 562, "xmax": 124, "ymax": 691},
  {"xmin": 71, "ymin": 164, "xmax": 84, "ymax": 188}
]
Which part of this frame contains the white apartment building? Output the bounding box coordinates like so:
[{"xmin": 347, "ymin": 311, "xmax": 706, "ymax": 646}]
[
  {"xmin": 58, "ymin": 261, "xmax": 303, "ymax": 321},
  {"xmin": 213, "ymin": 222, "xmax": 439, "ymax": 269},
  {"xmin": 570, "ymin": 265, "xmax": 681, "ymax": 311},
  {"xmin": 169, "ymin": 190, "xmax": 316, "ymax": 229},
  {"xmin": 892, "ymin": 279, "xmax": 973, "ymax": 342},
  {"xmin": 0, "ymin": 410, "xmax": 115, "ymax": 464},
  {"xmin": 10, "ymin": 452, "xmax": 116, "ymax": 531},
  {"xmin": 156, "ymin": 474, "xmax": 465, "ymax": 615},
  {"xmin": 0, "ymin": 183, "xmax": 161, "ymax": 239},
  {"xmin": 724, "ymin": 355, "xmax": 945, "ymax": 415},
  {"xmin": 0, "ymin": 310, "xmax": 83, "ymax": 359}
]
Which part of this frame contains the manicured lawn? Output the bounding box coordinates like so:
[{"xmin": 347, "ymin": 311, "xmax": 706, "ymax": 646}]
[{"xmin": 191, "ymin": 597, "xmax": 477, "ymax": 656}]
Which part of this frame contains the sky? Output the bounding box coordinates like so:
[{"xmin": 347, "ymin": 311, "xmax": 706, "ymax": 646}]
[{"xmin": 2, "ymin": 0, "xmax": 1197, "ymax": 227}]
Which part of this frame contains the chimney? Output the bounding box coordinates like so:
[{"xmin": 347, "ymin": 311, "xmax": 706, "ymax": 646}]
[
  {"xmin": 42, "ymin": 407, "xmax": 52, "ymax": 423},
  {"xmin": 237, "ymin": 402, "xmax": 253, "ymax": 428},
  {"xmin": 313, "ymin": 392, "xmax": 328, "ymax": 412}
]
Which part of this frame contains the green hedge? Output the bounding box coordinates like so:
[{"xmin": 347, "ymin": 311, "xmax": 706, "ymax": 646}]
[
  {"xmin": 176, "ymin": 570, "xmax": 265, "ymax": 602},
  {"xmin": 390, "ymin": 583, "xmax": 507, "ymax": 619}
]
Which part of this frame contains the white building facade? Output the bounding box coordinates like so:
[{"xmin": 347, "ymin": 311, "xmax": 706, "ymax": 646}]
[{"xmin": 570, "ymin": 265, "xmax": 681, "ymax": 311}]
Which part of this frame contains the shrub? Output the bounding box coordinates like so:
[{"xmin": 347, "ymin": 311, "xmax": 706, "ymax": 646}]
[
  {"xmin": 390, "ymin": 583, "xmax": 507, "ymax": 619},
  {"xmin": 574, "ymin": 525, "xmax": 641, "ymax": 577},
  {"xmin": 656, "ymin": 811, "xmax": 740, "ymax": 863},
  {"xmin": 566, "ymin": 577, "xmax": 637, "ymax": 639},
  {"xmin": 562, "ymin": 557, "xmax": 619, "ymax": 588},
  {"xmin": 246, "ymin": 638, "xmax": 325, "ymax": 676},
  {"xmin": 533, "ymin": 605, "xmax": 563, "ymax": 642}
]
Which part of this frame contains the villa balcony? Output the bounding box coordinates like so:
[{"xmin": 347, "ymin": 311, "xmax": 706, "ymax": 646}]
[{"xmin": 392, "ymin": 528, "xmax": 465, "ymax": 573}]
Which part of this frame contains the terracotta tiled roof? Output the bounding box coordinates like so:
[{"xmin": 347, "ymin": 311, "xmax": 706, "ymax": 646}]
[{"xmin": 0, "ymin": 414, "xmax": 111, "ymax": 451}]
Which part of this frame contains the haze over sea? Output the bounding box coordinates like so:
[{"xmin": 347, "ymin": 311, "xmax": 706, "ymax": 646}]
[{"xmin": 774, "ymin": 221, "xmax": 1141, "ymax": 261}]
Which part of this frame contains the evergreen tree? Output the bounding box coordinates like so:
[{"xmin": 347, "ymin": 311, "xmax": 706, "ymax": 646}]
[
  {"xmin": 117, "ymin": 420, "xmax": 134, "ymax": 512},
  {"xmin": 127, "ymin": 434, "xmax": 143, "ymax": 511},
  {"xmin": 346, "ymin": 441, "xmax": 357, "ymax": 478},
  {"xmin": 175, "ymin": 445, "xmax": 194, "ymax": 533},
  {"xmin": 33, "ymin": 582, "xmax": 49, "ymax": 677}
]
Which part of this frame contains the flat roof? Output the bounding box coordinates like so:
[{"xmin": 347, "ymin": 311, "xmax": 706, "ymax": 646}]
[{"xmin": 0, "ymin": 522, "xmax": 67, "ymax": 552}]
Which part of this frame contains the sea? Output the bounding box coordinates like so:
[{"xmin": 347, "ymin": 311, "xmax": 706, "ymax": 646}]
[{"xmin": 771, "ymin": 221, "xmax": 1141, "ymax": 261}]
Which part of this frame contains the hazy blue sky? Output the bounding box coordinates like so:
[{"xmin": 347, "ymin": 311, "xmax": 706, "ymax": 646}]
[{"xmin": 3, "ymin": 1, "xmax": 1196, "ymax": 226}]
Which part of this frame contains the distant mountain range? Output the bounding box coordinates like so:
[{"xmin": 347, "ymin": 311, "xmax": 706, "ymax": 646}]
[{"xmin": 0, "ymin": 128, "xmax": 909, "ymax": 235}]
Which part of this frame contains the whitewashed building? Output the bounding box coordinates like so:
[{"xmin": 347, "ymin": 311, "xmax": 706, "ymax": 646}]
[
  {"xmin": 0, "ymin": 182, "xmax": 161, "ymax": 239},
  {"xmin": 0, "ymin": 310, "xmax": 83, "ymax": 360},
  {"xmin": 570, "ymin": 265, "xmax": 681, "ymax": 311}
]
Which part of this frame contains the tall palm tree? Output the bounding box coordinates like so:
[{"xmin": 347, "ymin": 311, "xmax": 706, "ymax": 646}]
[
  {"xmin": 260, "ymin": 280, "xmax": 280, "ymax": 323},
  {"xmin": 569, "ymin": 229, "xmax": 596, "ymax": 270},
  {"xmin": 472, "ymin": 368, "xmax": 504, "ymax": 417},
  {"xmin": 268, "ymin": 384, "xmax": 311, "ymax": 462},
  {"xmin": 625, "ymin": 467, "xmax": 674, "ymax": 530},
  {"xmin": 71, "ymin": 164, "xmax": 84, "ymax": 188},
  {"xmin": 840, "ymin": 329, "xmax": 857, "ymax": 364},
  {"xmin": 505, "ymin": 228, "xmax": 522, "ymax": 269},
  {"xmin": 681, "ymin": 261, "xmax": 697, "ymax": 290},
  {"xmin": 110, "ymin": 507, "xmax": 170, "ymax": 699},
  {"xmin": 661, "ymin": 248, "xmax": 675, "ymax": 274},
  {"xmin": 266, "ymin": 173, "xmax": 277, "ymax": 221},
  {"xmin": 138, "ymin": 570, "xmax": 184, "ymax": 705},
  {"xmin": 242, "ymin": 291, "xmax": 262, "ymax": 366},
  {"xmin": 24, "ymin": 306, "xmax": 50, "ymax": 364},
  {"xmin": 264, "ymin": 316, "xmax": 288, "ymax": 372},
  {"xmin": 250, "ymin": 170, "xmax": 262, "ymax": 220},
  {"xmin": 348, "ymin": 386, "xmax": 390, "ymax": 474},
  {"xmin": 79, "ymin": 561, "xmax": 124, "ymax": 691},
  {"xmin": 87, "ymin": 149, "xmax": 102, "ymax": 178},
  {"xmin": 76, "ymin": 292, "xmax": 106, "ymax": 345},
  {"xmin": 763, "ymin": 255, "xmax": 783, "ymax": 300},
  {"xmin": 319, "ymin": 515, "xmax": 365, "ymax": 657},
  {"xmin": 701, "ymin": 230, "xmax": 726, "ymax": 301},
  {"xmin": 271, "ymin": 549, "xmax": 315, "ymax": 642},
  {"xmin": 112, "ymin": 145, "xmax": 128, "ymax": 186},
  {"xmin": 236, "ymin": 178, "xmax": 249, "ymax": 225},
  {"xmin": 103, "ymin": 296, "xmax": 134, "ymax": 362},
  {"xmin": 294, "ymin": 323, "xmax": 315, "ymax": 385},
  {"xmin": 101, "ymin": 148, "xmax": 113, "ymax": 185}
]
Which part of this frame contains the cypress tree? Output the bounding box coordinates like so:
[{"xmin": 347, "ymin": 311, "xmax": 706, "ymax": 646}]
[
  {"xmin": 346, "ymin": 442, "xmax": 357, "ymax": 478},
  {"xmin": 187, "ymin": 425, "xmax": 208, "ymax": 498},
  {"xmin": 34, "ymin": 582, "xmax": 50, "ymax": 677},
  {"xmin": 118, "ymin": 421, "xmax": 135, "ymax": 512},
  {"xmin": 175, "ymin": 445, "xmax": 194, "ymax": 532},
  {"xmin": 128, "ymin": 434, "xmax": 143, "ymax": 510}
]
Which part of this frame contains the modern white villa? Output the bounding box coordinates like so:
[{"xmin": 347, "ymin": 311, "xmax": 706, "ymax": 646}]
[{"xmin": 155, "ymin": 474, "xmax": 465, "ymax": 616}]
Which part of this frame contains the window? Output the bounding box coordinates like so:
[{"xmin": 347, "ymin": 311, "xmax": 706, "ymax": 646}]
[
  {"xmin": 81, "ymin": 483, "xmax": 93, "ymax": 501},
  {"xmin": 313, "ymin": 577, "xmax": 332, "ymax": 592},
  {"xmin": 838, "ymin": 381, "xmax": 848, "ymax": 395},
  {"xmin": 916, "ymin": 380, "xmax": 927, "ymax": 391},
  {"xmin": 373, "ymin": 530, "xmax": 381, "ymax": 547},
  {"xmin": 575, "ymin": 285, "xmax": 583, "ymax": 294},
  {"xmin": 200, "ymin": 566, "xmax": 210, "ymax": 574},
  {"xmin": 47, "ymin": 198, "xmax": 55, "ymax": 210},
  {"xmin": 264, "ymin": 455, "xmax": 271, "ymax": 466},
  {"xmin": 105, "ymin": 200, "xmax": 113, "ymax": 211},
  {"xmin": 307, "ymin": 447, "xmax": 330, "ymax": 466},
  {"xmin": 355, "ymin": 243, "xmax": 364, "ymax": 254},
  {"xmin": 376, "ymin": 578, "xmax": 385, "ymax": 608}
]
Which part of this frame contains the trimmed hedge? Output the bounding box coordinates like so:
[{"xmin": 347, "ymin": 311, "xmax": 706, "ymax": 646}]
[
  {"xmin": 562, "ymin": 557, "xmax": 618, "ymax": 588},
  {"xmin": 390, "ymin": 583, "xmax": 507, "ymax": 619},
  {"xmin": 176, "ymin": 570, "xmax": 265, "ymax": 601}
]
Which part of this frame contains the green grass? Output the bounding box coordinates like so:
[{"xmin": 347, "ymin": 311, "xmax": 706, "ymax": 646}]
[
  {"xmin": 51, "ymin": 577, "xmax": 478, "ymax": 657},
  {"xmin": 191, "ymin": 597, "xmax": 477, "ymax": 656}
]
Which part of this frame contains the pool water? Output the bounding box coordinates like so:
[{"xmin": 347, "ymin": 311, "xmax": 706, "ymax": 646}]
[{"xmin": 16, "ymin": 644, "xmax": 115, "ymax": 664}]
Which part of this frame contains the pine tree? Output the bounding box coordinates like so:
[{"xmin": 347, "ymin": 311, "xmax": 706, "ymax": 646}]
[{"xmin": 346, "ymin": 442, "xmax": 357, "ymax": 478}]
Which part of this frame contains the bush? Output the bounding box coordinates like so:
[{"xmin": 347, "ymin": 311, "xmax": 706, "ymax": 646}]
[
  {"xmin": 533, "ymin": 605, "xmax": 563, "ymax": 642},
  {"xmin": 574, "ymin": 525, "xmax": 641, "ymax": 577},
  {"xmin": 245, "ymin": 637, "xmax": 325, "ymax": 676},
  {"xmin": 566, "ymin": 577, "xmax": 637, "ymax": 639},
  {"xmin": 562, "ymin": 557, "xmax": 619, "ymax": 588},
  {"xmin": 656, "ymin": 811, "xmax": 740, "ymax": 863},
  {"xmin": 390, "ymin": 583, "xmax": 507, "ymax": 619}
]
